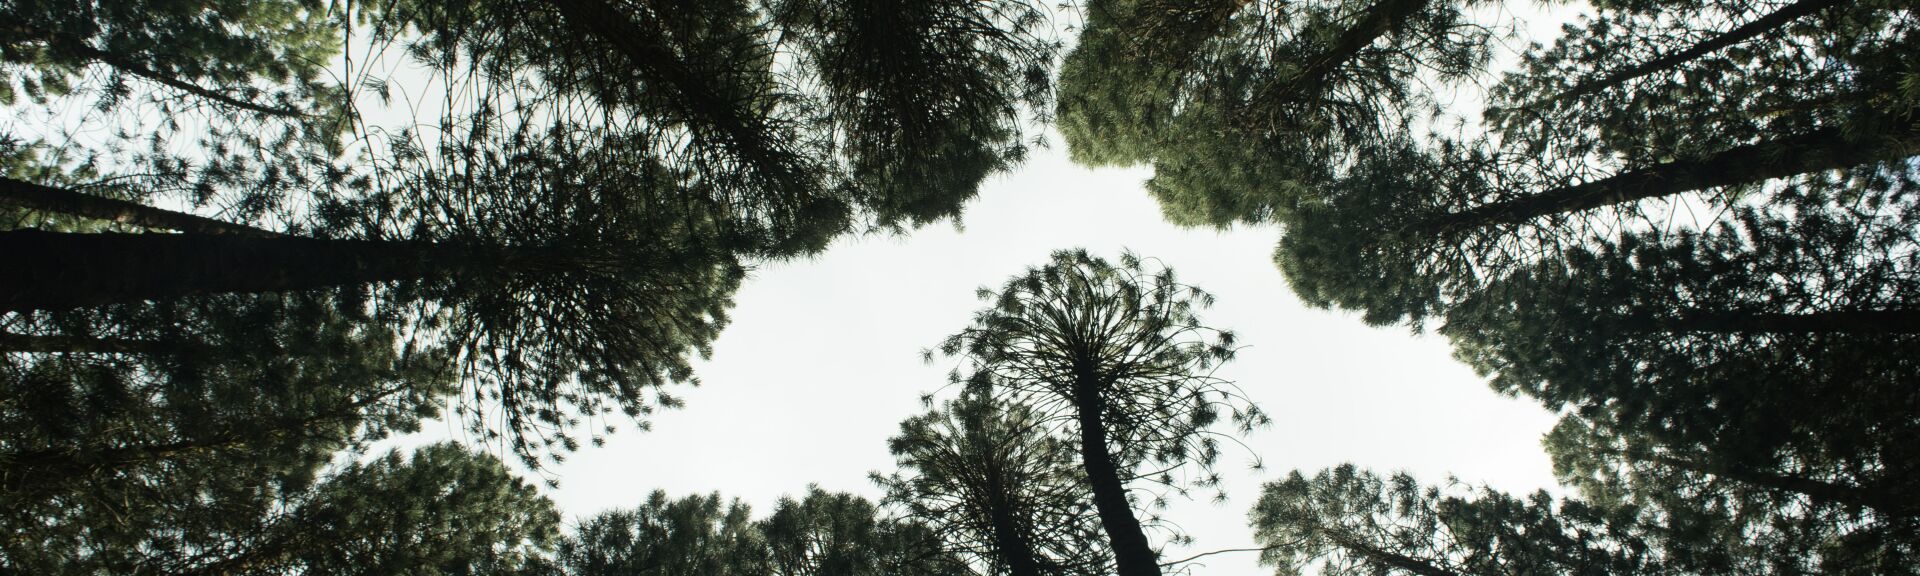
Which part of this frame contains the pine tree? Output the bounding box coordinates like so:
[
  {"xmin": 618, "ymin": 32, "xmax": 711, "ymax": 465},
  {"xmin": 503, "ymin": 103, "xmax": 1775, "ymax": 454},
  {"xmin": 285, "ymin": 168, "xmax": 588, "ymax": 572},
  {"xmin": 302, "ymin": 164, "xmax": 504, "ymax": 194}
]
[
  {"xmin": 878, "ymin": 391, "xmax": 1111, "ymax": 576},
  {"xmin": 1250, "ymin": 464, "xmax": 1673, "ymax": 576},
  {"xmin": 936, "ymin": 250, "xmax": 1267, "ymax": 576}
]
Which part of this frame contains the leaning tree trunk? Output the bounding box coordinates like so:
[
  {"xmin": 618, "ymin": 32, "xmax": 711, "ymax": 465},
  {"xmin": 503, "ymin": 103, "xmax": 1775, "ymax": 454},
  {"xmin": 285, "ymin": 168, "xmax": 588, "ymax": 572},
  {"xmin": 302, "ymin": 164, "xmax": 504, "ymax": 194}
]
[
  {"xmin": 0, "ymin": 230, "xmax": 500, "ymax": 312},
  {"xmin": 1529, "ymin": 0, "xmax": 1843, "ymax": 109},
  {"xmin": 1, "ymin": 177, "xmax": 279, "ymax": 236},
  {"xmin": 1415, "ymin": 123, "xmax": 1920, "ymax": 237},
  {"xmin": 1071, "ymin": 370, "xmax": 1162, "ymax": 576}
]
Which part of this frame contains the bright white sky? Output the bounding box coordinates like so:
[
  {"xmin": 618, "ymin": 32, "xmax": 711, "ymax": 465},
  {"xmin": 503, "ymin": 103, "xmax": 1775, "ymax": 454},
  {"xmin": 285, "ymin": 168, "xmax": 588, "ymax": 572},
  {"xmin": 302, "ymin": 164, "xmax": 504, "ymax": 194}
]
[{"xmin": 400, "ymin": 135, "xmax": 1565, "ymax": 575}]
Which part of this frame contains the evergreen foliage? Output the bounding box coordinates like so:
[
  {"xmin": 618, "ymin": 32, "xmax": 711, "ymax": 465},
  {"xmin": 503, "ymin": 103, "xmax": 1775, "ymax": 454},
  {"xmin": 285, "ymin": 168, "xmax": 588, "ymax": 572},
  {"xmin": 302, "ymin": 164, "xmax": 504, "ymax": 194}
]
[
  {"xmin": 936, "ymin": 249, "xmax": 1267, "ymax": 576},
  {"xmin": 557, "ymin": 488, "xmax": 968, "ymax": 576},
  {"xmin": 878, "ymin": 391, "xmax": 1112, "ymax": 576}
]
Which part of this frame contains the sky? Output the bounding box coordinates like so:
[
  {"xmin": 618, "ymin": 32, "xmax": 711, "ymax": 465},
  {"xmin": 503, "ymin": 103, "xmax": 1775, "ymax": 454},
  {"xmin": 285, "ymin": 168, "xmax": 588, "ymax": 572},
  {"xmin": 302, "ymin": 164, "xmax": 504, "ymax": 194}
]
[{"xmin": 397, "ymin": 131, "xmax": 1566, "ymax": 575}]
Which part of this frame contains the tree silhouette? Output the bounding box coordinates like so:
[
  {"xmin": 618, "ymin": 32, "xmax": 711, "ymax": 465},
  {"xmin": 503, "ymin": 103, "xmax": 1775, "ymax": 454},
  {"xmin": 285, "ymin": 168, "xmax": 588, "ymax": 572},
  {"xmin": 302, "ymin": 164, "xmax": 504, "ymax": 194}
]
[
  {"xmin": 937, "ymin": 249, "xmax": 1266, "ymax": 576},
  {"xmin": 559, "ymin": 488, "xmax": 967, "ymax": 576},
  {"xmin": 559, "ymin": 491, "xmax": 771, "ymax": 576},
  {"xmin": 878, "ymin": 391, "xmax": 1111, "ymax": 576},
  {"xmin": 0, "ymin": 292, "xmax": 455, "ymax": 572},
  {"xmin": 4, "ymin": 0, "xmax": 1066, "ymax": 464},
  {"xmin": 1251, "ymin": 464, "xmax": 1672, "ymax": 576}
]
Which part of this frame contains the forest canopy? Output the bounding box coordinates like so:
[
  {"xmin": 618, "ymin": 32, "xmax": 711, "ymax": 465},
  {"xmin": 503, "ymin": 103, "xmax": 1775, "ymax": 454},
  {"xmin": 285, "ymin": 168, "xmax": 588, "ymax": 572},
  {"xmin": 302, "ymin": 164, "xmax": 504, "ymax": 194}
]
[{"xmin": 4, "ymin": 0, "xmax": 1916, "ymax": 574}]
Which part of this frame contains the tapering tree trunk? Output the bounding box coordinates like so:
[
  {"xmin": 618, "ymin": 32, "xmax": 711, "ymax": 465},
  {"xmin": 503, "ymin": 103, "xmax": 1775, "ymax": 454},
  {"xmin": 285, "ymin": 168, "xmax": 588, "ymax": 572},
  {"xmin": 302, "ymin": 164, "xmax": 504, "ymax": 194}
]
[
  {"xmin": 1416, "ymin": 124, "xmax": 1918, "ymax": 237},
  {"xmin": 1530, "ymin": 0, "xmax": 1842, "ymax": 109},
  {"xmin": 1072, "ymin": 371, "xmax": 1161, "ymax": 576},
  {"xmin": 1, "ymin": 177, "xmax": 279, "ymax": 236},
  {"xmin": 1616, "ymin": 309, "xmax": 1920, "ymax": 334},
  {"xmin": 0, "ymin": 230, "xmax": 499, "ymax": 312},
  {"xmin": 987, "ymin": 495, "xmax": 1045, "ymax": 576}
]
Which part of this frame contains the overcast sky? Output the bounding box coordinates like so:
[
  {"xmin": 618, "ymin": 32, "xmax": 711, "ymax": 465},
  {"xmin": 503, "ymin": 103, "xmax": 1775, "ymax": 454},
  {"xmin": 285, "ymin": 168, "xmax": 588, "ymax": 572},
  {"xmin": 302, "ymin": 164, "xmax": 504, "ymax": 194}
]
[{"xmin": 398, "ymin": 138, "xmax": 1564, "ymax": 575}]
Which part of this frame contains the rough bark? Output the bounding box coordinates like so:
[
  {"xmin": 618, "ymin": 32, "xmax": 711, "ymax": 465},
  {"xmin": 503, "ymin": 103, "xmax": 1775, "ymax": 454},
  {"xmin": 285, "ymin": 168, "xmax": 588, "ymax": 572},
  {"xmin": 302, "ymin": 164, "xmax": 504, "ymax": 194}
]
[
  {"xmin": 0, "ymin": 230, "xmax": 500, "ymax": 312},
  {"xmin": 987, "ymin": 494, "xmax": 1045, "ymax": 576},
  {"xmin": 1416, "ymin": 124, "xmax": 1919, "ymax": 237},
  {"xmin": 1, "ymin": 177, "xmax": 278, "ymax": 236},
  {"xmin": 1072, "ymin": 369, "xmax": 1161, "ymax": 576}
]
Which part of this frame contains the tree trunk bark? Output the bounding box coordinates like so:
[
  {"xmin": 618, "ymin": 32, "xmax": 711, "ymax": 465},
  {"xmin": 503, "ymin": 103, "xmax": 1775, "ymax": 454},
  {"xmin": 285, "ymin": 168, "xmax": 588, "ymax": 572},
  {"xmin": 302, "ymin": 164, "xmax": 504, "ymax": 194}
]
[
  {"xmin": 987, "ymin": 495, "xmax": 1045, "ymax": 576},
  {"xmin": 1531, "ymin": 0, "xmax": 1842, "ymax": 109},
  {"xmin": 1072, "ymin": 371, "xmax": 1161, "ymax": 576},
  {"xmin": 1616, "ymin": 309, "xmax": 1920, "ymax": 334},
  {"xmin": 1416, "ymin": 124, "xmax": 1918, "ymax": 237},
  {"xmin": 1, "ymin": 177, "xmax": 279, "ymax": 236},
  {"xmin": 0, "ymin": 230, "xmax": 493, "ymax": 312}
]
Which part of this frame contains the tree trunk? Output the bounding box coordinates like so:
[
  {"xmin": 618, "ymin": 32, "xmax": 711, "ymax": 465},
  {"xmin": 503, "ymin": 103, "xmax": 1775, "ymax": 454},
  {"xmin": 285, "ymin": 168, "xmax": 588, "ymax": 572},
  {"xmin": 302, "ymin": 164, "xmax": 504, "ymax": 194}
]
[
  {"xmin": 987, "ymin": 495, "xmax": 1045, "ymax": 576},
  {"xmin": 0, "ymin": 230, "xmax": 496, "ymax": 312},
  {"xmin": 1530, "ymin": 0, "xmax": 1842, "ymax": 109},
  {"xmin": 1616, "ymin": 309, "xmax": 1920, "ymax": 334},
  {"xmin": 1416, "ymin": 124, "xmax": 1918, "ymax": 237},
  {"xmin": 1262, "ymin": 0, "xmax": 1431, "ymax": 105},
  {"xmin": 0, "ymin": 331, "xmax": 178, "ymax": 354},
  {"xmin": 1, "ymin": 177, "xmax": 280, "ymax": 236},
  {"xmin": 1072, "ymin": 371, "xmax": 1162, "ymax": 576}
]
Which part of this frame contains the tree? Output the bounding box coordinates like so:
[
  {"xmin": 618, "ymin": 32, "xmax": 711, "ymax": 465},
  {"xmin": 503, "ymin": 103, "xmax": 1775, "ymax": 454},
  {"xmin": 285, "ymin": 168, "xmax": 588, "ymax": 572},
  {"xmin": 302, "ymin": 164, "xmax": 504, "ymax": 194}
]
[
  {"xmin": 3, "ymin": 0, "xmax": 1066, "ymax": 463},
  {"xmin": 1, "ymin": 143, "xmax": 745, "ymax": 465},
  {"xmin": 936, "ymin": 250, "xmax": 1267, "ymax": 576},
  {"xmin": 558, "ymin": 491, "xmax": 772, "ymax": 576},
  {"xmin": 0, "ymin": 0, "xmax": 344, "ymax": 117},
  {"xmin": 559, "ymin": 488, "xmax": 968, "ymax": 576},
  {"xmin": 1055, "ymin": 0, "xmax": 1495, "ymax": 227},
  {"xmin": 0, "ymin": 292, "xmax": 456, "ymax": 573},
  {"xmin": 761, "ymin": 487, "xmax": 970, "ymax": 576},
  {"xmin": 1437, "ymin": 205, "xmax": 1920, "ymax": 516},
  {"xmin": 1545, "ymin": 414, "xmax": 1919, "ymax": 575},
  {"xmin": 1250, "ymin": 464, "xmax": 1672, "ymax": 576},
  {"xmin": 1267, "ymin": 0, "xmax": 1920, "ymax": 323},
  {"xmin": 162, "ymin": 443, "xmax": 560, "ymax": 576},
  {"xmin": 877, "ymin": 391, "xmax": 1111, "ymax": 576}
]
